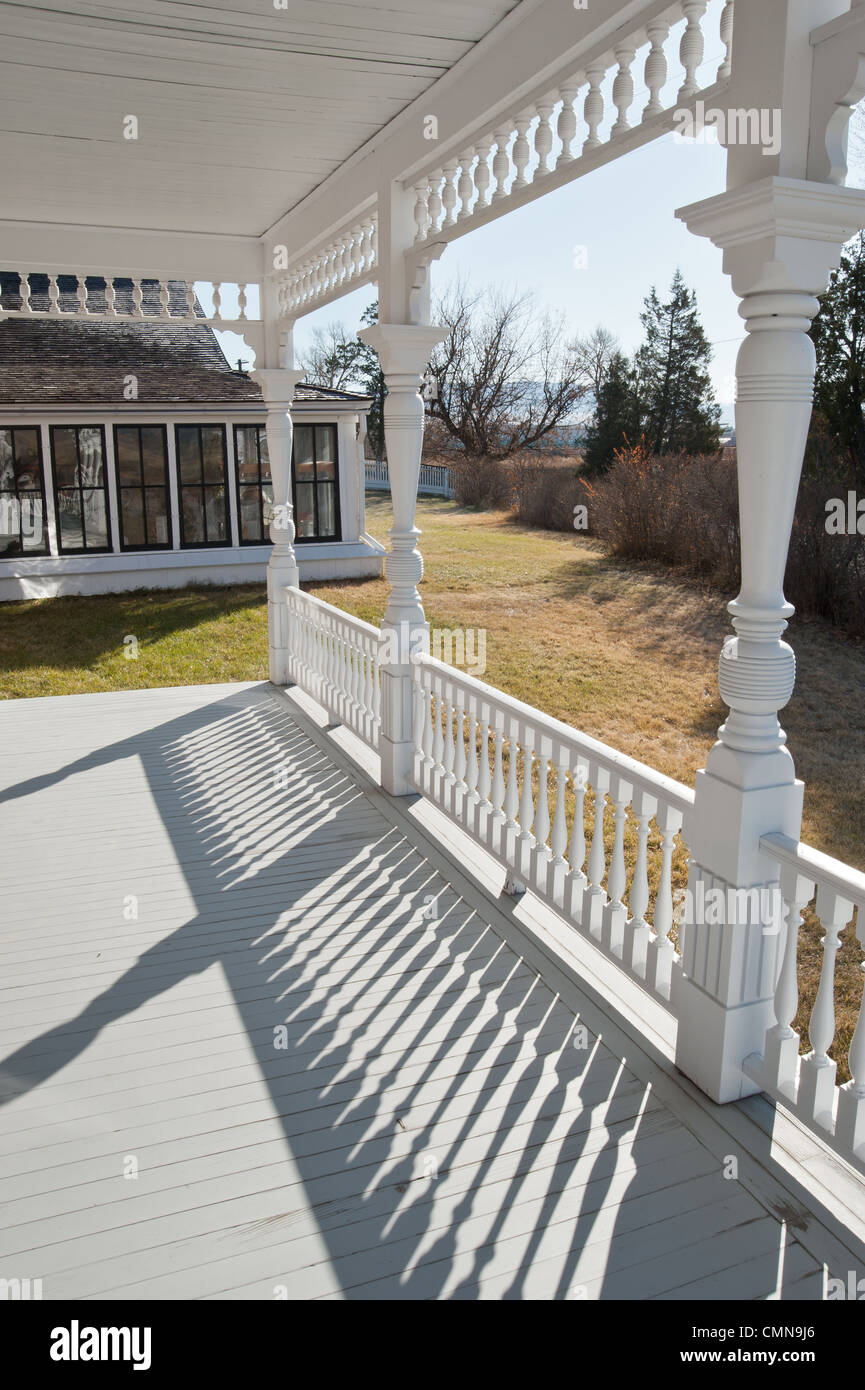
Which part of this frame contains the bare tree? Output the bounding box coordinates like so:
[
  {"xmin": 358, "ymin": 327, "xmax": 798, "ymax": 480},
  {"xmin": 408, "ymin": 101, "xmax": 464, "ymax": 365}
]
[
  {"xmin": 298, "ymin": 320, "xmax": 364, "ymax": 390},
  {"xmin": 427, "ymin": 282, "xmax": 591, "ymax": 460},
  {"xmin": 572, "ymin": 324, "xmax": 619, "ymax": 403}
]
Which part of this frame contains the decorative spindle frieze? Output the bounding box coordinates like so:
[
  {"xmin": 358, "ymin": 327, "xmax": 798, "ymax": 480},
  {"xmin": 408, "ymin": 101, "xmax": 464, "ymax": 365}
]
[{"xmin": 274, "ymin": 213, "xmax": 379, "ymax": 315}]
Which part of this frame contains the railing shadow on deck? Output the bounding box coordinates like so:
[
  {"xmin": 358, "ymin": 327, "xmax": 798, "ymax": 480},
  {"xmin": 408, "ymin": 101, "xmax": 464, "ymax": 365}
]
[{"xmin": 0, "ymin": 685, "xmax": 815, "ymax": 1299}]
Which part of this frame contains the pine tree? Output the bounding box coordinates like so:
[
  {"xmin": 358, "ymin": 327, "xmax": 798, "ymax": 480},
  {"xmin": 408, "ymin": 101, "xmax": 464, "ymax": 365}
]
[
  {"xmin": 356, "ymin": 301, "xmax": 386, "ymax": 459},
  {"xmin": 581, "ymin": 351, "xmax": 642, "ymax": 474},
  {"xmin": 635, "ymin": 270, "xmax": 721, "ymax": 455},
  {"xmin": 809, "ymin": 231, "xmax": 865, "ymax": 477}
]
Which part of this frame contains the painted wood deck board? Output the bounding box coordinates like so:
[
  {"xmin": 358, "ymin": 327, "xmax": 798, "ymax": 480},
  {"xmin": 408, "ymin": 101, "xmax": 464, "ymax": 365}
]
[{"xmin": 0, "ymin": 682, "xmax": 832, "ymax": 1300}]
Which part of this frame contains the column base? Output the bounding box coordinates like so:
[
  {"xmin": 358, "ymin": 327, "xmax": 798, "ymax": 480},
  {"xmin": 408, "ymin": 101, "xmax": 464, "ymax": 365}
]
[{"xmin": 673, "ymin": 966, "xmax": 773, "ymax": 1103}]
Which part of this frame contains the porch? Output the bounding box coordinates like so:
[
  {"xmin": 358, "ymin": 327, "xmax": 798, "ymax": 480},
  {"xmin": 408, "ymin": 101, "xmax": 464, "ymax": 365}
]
[{"xmin": 2, "ymin": 680, "xmax": 863, "ymax": 1300}]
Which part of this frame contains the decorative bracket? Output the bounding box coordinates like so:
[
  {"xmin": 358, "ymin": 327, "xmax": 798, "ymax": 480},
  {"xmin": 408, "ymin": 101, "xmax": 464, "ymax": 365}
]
[
  {"xmin": 808, "ymin": 7, "xmax": 865, "ymax": 185},
  {"xmin": 405, "ymin": 241, "xmax": 448, "ymax": 325}
]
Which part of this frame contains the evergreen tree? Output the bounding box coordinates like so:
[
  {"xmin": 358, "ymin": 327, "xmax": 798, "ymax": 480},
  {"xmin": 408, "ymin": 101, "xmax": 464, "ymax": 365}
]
[
  {"xmin": 809, "ymin": 231, "xmax": 865, "ymax": 476},
  {"xmin": 355, "ymin": 301, "xmax": 386, "ymax": 460},
  {"xmin": 635, "ymin": 269, "xmax": 721, "ymax": 455},
  {"xmin": 581, "ymin": 351, "xmax": 642, "ymax": 474}
]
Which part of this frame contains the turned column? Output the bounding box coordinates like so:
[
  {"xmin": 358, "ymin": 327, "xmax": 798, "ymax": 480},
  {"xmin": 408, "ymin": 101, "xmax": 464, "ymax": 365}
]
[
  {"xmin": 673, "ymin": 176, "xmax": 865, "ymax": 1102},
  {"xmin": 357, "ymin": 323, "xmax": 446, "ymax": 794},
  {"xmin": 251, "ymin": 367, "xmax": 305, "ymax": 685}
]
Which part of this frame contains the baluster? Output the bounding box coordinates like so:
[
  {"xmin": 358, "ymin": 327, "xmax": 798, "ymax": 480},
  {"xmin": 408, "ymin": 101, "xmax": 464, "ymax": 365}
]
[
  {"xmin": 362, "ymin": 218, "xmax": 375, "ymax": 269},
  {"xmin": 763, "ymin": 862, "xmax": 813, "ymax": 1095},
  {"xmin": 799, "ymin": 885, "xmax": 853, "ymax": 1128},
  {"xmin": 600, "ymin": 775, "xmax": 631, "ymax": 956},
  {"xmin": 432, "ymin": 689, "xmax": 445, "ymax": 770},
  {"xmin": 678, "ymin": 1, "xmax": 707, "ymax": 101},
  {"xmin": 550, "ymin": 756, "xmax": 569, "ymax": 866},
  {"xmin": 421, "ymin": 675, "xmax": 434, "ymax": 767},
  {"xmin": 211, "ymin": 281, "xmax": 222, "ymax": 321},
  {"xmin": 556, "ymin": 81, "xmax": 580, "ymax": 167},
  {"xmin": 623, "ymin": 791, "xmax": 655, "ymax": 977},
  {"xmin": 645, "ymin": 805, "xmax": 682, "ymax": 998},
  {"xmin": 370, "ymin": 218, "xmax": 379, "ymax": 265},
  {"xmin": 491, "ymin": 725, "xmax": 506, "ymax": 821},
  {"xmin": 339, "ymin": 235, "xmax": 352, "ymax": 284},
  {"xmin": 351, "ymin": 226, "xmax": 364, "ymax": 280},
  {"xmin": 413, "ymin": 180, "xmax": 431, "ymax": 243},
  {"xmin": 838, "ymin": 903, "xmax": 865, "ymax": 1156},
  {"xmin": 457, "ymin": 149, "xmax": 475, "ymax": 221},
  {"xmin": 582, "ymin": 769, "xmax": 609, "ymax": 935},
  {"xmin": 411, "ymin": 673, "xmax": 425, "ymax": 764},
  {"xmin": 582, "ymin": 64, "xmax": 606, "ymax": 152},
  {"xmin": 48, "ymin": 275, "xmax": 60, "ymax": 315},
  {"xmin": 492, "ymin": 128, "xmax": 512, "ymax": 201},
  {"xmin": 76, "ymin": 276, "xmax": 88, "ymax": 316},
  {"xmin": 453, "ymin": 693, "xmax": 467, "ymax": 786},
  {"xmin": 473, "ymin": 138, "xmax": 493, "ymax": 208},
  {"xmin": 718, "ymin": 0, "xmax": 734, "ymax": 82},
  {"xmin": 534, "ymin": 755, "xmax": 551, "ymax": 857},
  {"xmin": 611, "ymin": 46, "xmax": 636, "ymax": 136},
  {"xmin": 131, "ymin": 278, "xmax": 143, "ymax": 318},
  {"xmin": 466, "ymin": 702, "xmax": 480, "ymax": 801},
  {"xmin": 643, "ymin": 22, "xmax": 670, "ymax": 120},
  {"xmin": 517, "ymin": 733, "xmax": 536, "ymax": 844},
  {"xmin": 534, "ymin": 100, "xmax": 556, "ymax": 175},
  {"xmin": 441, "ymin": 160, "xmax": 459, "ymax": 227},
  {"xmin": 442, "ymin": 688, "xmax": 456, "ymax": 782},
  {"xmin": 184, "ymin": 281, "xmax": 196, "ymax": 319},
  {"xmin": 158, "ymin": 280, "xmax": 170, "ymax": 318},
  {"xmin": 503, "ymin": 727, "xmax": 520, "ymax": 830},
  {"xmin": 17, "ymin": 270, "xmax": 31, "ymax": 314},
  {"xmin": 512, "ymin": 113, "xmax": 533, "ymax": 188},
  {"xmin": 427, "ymin": 173, "xmax": 444, "ymax": 233},
  {"xmin": 105, "ymin": 277, "xmax": 117, "ymax": 317},
  {"xmin": 237, "ymin": 283, "xmax": 248, "ymax": 320},
  {"xmin": 478, "ymin": 716, "xmax": 491, "ymax": 804},
  {"xmin": 568, "ymin": 764, "xmax": 588, "ymax": 882},
  {"xmin": 363, "ymin": 643, "xmax": 375, "ymax": 719}
]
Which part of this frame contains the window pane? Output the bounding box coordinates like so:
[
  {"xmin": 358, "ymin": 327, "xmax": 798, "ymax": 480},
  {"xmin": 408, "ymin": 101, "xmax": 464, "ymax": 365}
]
[
  {"xmin": 121, "ymin": 489, "xmax": 146, "ymax": 547},
  {"xmin": 141, "ymin": 428, "xmax": 166, "ymax": 484},
  {"xmin": 201, "ymin": 428, "xmax": 225, "ymax": 483},
  {"xmin": 145, "ymin": 489, "xmax": 170, "ymax": 546},
  {"xmin": 315, "ymin": 455, "xmax": 335, "ymax": 481},
  {"xmin": 0, "ymin": 431, "xmax": 11, "ymax": 487},
  {"xmin": 57, "ymin": 489, "xmax": 85, "ymax": 548},
  {"xmin": 52, "ymin": 429, "xmax": 79, "ymax": 488},
  {"xmin": 116, "ymin": 428, "xmax": 141, "ymax": 486},
  {"xmin": 78, "ymin": 428, "xmax": 104, "ymax": 487},
  {"xmin": 204, "ymin": 487, "xmax": 227, "ymax": 542},
  {"xmin": 317, "ymin": 482, "xmax": 336, "ymax": 537},
  {"xmin": 0, "ymin": 495, "xmax": 19, "ymax": 551},
  {"xmin": 257, "ymin": 429, "xmax": 271, "ymax": 481},
  {"xmin": 294, "ymin": 426, "xmax": 313, "ymax": 470},
  {"xmin": 261, "ymin": 481, "xmax": 273, "ymax": 525},
  {"xmin": 181, "ymin": 487, "xmax": 204, "ymax": 543},
  {"xmin": 315, "ymin": 426, "xmax": 335, "ymax": 464},
  {"xmin": 177, "ymin": 427, "xmax": 201, "ymax": 483},
  {"xmin": 81, "ymin": 489, "xmax": 108, "ymax": 547},
  {"xmin": 13, "ymin": 430, "xmax": 40, "ymax": 487},
  {"xmin": 239, "ymin": 486, "xmax": 262, "ymax": 541},
  {"xmin": 21, "ymin": 495, "xmax": 46, "ymax": 553},
  {"xmin": 295, "ymin": 482, "xmax": 315, "ymax": 537},
  {"xmin": 236, "ymin": 427, "xmax": 258, "ymax": 482}
]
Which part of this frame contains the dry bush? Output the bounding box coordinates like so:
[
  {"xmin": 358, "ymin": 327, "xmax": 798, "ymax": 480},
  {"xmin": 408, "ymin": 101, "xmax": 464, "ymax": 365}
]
[
  {"xmin": 447, "ymin": 455, "xmax": 513, "ymax": 509},
  {"xmin": 509, "ymin": 453, "xmax": 586, "ymax": 531}
]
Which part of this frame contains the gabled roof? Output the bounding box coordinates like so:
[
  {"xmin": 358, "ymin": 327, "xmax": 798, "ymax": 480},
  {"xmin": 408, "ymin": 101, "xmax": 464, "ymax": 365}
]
[{"xmin": 0, "ymin": 276, "xmax": 371, "ymax": 407}]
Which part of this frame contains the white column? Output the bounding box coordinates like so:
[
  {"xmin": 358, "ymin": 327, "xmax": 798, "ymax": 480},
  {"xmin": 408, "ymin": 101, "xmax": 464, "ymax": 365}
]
[
  {"xmin": 356, "ymin": 323, "xmax": 446, "ymax": 794},
  {"xmin": 250, "ymin": 366, "xmax": 305, "ymax": 685},
  {"xmin": 673, "ymin": 176, "xmax": 865, "ymax": 1102}
]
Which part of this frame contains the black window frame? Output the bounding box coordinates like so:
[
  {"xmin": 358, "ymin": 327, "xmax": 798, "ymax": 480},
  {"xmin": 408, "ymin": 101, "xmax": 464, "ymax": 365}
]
[
  {"xmin": 0, "ymin": 425, "xmax": 50, "ymax": 557},
  {"xmin": 173, "ymin": 424, "xmax": 231, "ymax": 549},
  {"xmin": 49, "ymin": 424, "xmax": 113, "ymax": 554},
  {"xmin": 233, "ymin": 423, "xmax": 272, "ymax": 546},
  {"xmin": 292, "ymin": 422, "xmax": 342, "ymax": 544},
  {"xmin": 113, "ymin": 424, "xmax": 173, "ymax": 553}
]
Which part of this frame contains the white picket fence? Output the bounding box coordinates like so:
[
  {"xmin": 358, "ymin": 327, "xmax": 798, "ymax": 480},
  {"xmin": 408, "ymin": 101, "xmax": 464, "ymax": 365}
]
[{"xmin": 365, "ymin": 460, "xmax": 454, "ymax": 497}]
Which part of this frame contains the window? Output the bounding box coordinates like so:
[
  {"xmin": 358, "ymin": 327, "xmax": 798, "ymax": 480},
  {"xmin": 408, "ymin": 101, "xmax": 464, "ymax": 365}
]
[
  {"xmin": 174, "ymin": 425, "xmax": 229, "ymax": 547},
  {"xmin": 50, "ymin": 425, "xmax": 111, "ymax": 552},
  {"xmin": 0, "ymin": 427, "xmax": 48, "ymax": 556},
  {"xmin": 113, "ymin": 425, "xmax": 172, "ymax": 551},
  {"xmin": 292, "ymin": 424, "xmax": 340, "ymax": 542},
  {"xmin": 233, "ymin": 424, "xmax": 272, "ymax": 544}
]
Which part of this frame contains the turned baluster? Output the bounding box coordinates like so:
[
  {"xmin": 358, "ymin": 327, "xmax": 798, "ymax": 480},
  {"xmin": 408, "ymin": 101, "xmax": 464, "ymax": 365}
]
[
  {"xmin": 361, "ymin": 218, "xmax": 375, "ymax": 269},
  {"xmin": 492, "ymin": 128, "xmax": 512, "ymax": 201},
  {"xmin": 556, "ymin": 81, "xmax": 580, "ymax": 166},
  {"xmin": 568, "ymin": 764, "xmax": 588, "ymax": 883},
  {"xmin": 504, "ymin": 727, "xmax": 520, "ymax": 830},
  {"xmin": 718, "ymin": 0, "xmax": 735, "ymax": 82},
  {"xmin": 837, "ymin": 905, "xmax": 865, "ymax": 1156},
  {"xmin": 799, "ymin": 885, "xmax": 853, "ymax": 1126},
  {"xmin": 466, "ymin": 702, "xmax": 479, "ymax": 800},
  {"xmin": 75, "ymin": 276, "xmax": 88, "ymax": 316},
  {"xmin": 48, "ymin": 275, "xmax": 60, "ymax": 315},
  {"xmin": 763, "ymin": 862, "xmax": 813, "ymax": 1094},
  {"xmin": 583, "ymin": 768, "xmax": 610, "ymax": 934},
  {"xmin": 534, "ymin": 755, "xmax": 552, "ymax": 858},
  {"xmin": 678, "ymin": 1, "xmax": 707, "ymax": 101},
  {"xmin": 457, "ymin": 150, "xmax": 475, "ymax": 221},
  {"xmin": 624, "ymin": 791, "xmax": 655, "ymax": 977},
  {"xmin": 453, "ymin": 693, "xmax": 467, "ymax": 786},
  {"xmin": 491, "ymin": 726, "xmax": 506, "ymax": 820},
  {"xmin": 427, "ymin": 173, "xmax": 444, "ymax": 233},
  {"xmin": 420, "ymin": 675, "xmax": 434, "ymax": 768},
  {"xmin": 184, "ymin": 281, "xmax": 196, "ymax": 319},
  {"xmin": 534, "ymin": 100, "xmax": 556, "ymax": 175},
  {"xmin": 131, "ymin": 278, "xmax": 143, "ymax": 318},
  {"xmin": 17, "ymin": 270, "xmax": 31, "ymax": 314},
  {"xmin": 237, "ymin": 283, "xmax": 248, "ymax": 320},
  {"xmin": 583, "ymin": 64, "xmax": 606, "ymax": 152},
  {"xmin": 211, "ymin": 282, "xmax": 223, "ymax": 321},
  {"xmin": 645, "ymin": 804, "xmax": 682, "ymax": 998},
  {"xmin": 550, "ymin": 756, "xmax": 569, "ymax": 867},
  {"xmin": 611, "ymin": 46, "xmax": 636, "ymax": 136},
  {"xmin": 441, "ymin": 160, "xmax": 460, "ymax": 226},
  {"xmin": 512, "ymin": 114, "xmax": 533, "ymax": 188},
  {"xmin": 606, "ymin": 777, "xmax": 630, "ymax": 912},
  {"xmin": 473, "ymin": 139, "xmax": 493, "ymax": 208},
  {"xmin": 643, "ymin": 21, "xmax": 670, "ymax": 119},
  {"xmin": 432, "ymin": 690, "xmax": 445, "ymax": 770},
  {"xmin": 413, "ymin": 181, "xmax": 431, "ymax": 243},
  {"xmin": 477, "ymin": 716, "xmax": 491, "ymax": 804}
]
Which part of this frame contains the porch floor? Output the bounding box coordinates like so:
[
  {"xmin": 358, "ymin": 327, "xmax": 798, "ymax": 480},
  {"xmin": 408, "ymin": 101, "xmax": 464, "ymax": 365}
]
[{"xmin": 0, "ymin": 681, "xmax": 860, "ymax": 1300}]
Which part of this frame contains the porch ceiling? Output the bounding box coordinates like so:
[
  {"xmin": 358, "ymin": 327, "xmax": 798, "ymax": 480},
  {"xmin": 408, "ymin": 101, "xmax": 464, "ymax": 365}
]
[{"xmin": 0, "ymin": 0, "xmax": 520, "ymax": 237}]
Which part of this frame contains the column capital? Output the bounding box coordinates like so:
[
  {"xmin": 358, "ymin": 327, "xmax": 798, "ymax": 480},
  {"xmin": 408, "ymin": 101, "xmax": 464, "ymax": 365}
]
[
  {"xmin": 251, "ymin": 367, "xmax": 306, "ymax": 409},
  {"xmin": 357, "ymin": 322, "xmax": 446, "ymax": 378},
  {"xmin": 677, "ymin": 176, "xmax": 865, "ymax": 296}
]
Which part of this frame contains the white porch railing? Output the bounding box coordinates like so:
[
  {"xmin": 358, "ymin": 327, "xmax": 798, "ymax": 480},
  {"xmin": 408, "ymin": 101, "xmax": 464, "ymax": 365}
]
[
  {"xmin": 410, "ymin": 651, "xmax": 693, "ymax": 1011},
  {"xmin": 365, "ymin": 460, "xmax": 454, "ymax": 497},
  {"xmin": 745, "ymin": 832, "xmax": 865, "ymax": 1161},
  {"xmin": 285, "ymin": 588, "xmax": 381, "ymax": 751},
  {"xmin": 280, "ymin": 588, "xmax": 865, "ymax": 1174}
]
